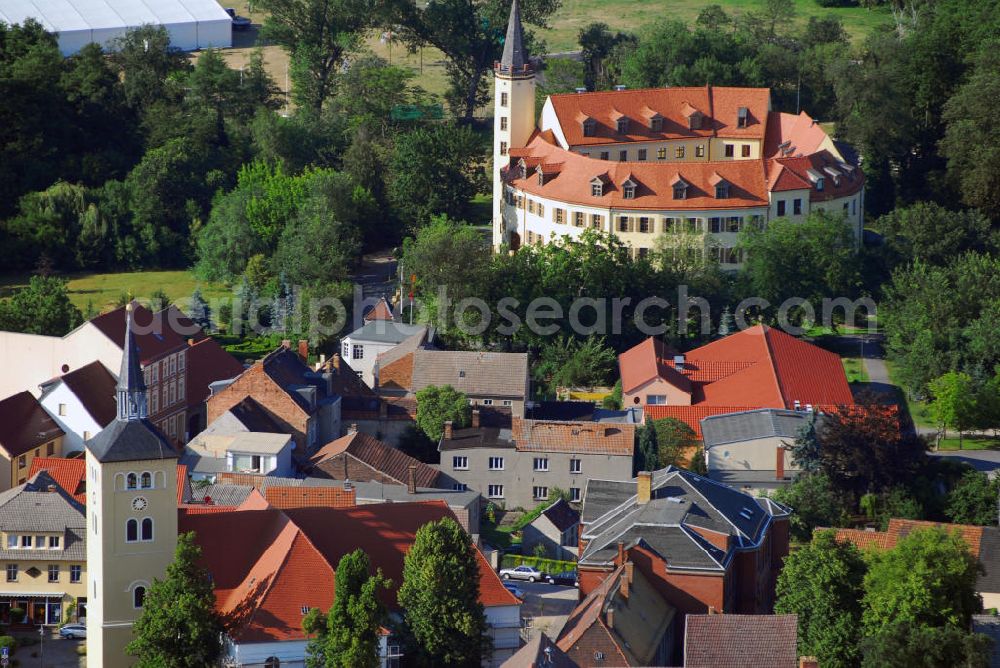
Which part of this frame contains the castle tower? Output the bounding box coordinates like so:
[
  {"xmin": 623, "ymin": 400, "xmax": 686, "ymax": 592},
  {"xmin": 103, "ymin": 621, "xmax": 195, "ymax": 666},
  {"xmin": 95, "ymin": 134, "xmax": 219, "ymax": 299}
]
[
  {"xmin": 492, "ymin": 0, "xmax": 536, "ymax": 249},
  {"xmin": 86, "ymin": 303, "xmax": 178, "ymax": 666}
]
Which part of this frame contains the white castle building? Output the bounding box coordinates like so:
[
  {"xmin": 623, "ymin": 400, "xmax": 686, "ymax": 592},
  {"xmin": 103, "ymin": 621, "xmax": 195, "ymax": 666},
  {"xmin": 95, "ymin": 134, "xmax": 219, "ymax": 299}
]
[{"xmin": 491, "ymin": 1, "xmax": 864, "ymax": 265}]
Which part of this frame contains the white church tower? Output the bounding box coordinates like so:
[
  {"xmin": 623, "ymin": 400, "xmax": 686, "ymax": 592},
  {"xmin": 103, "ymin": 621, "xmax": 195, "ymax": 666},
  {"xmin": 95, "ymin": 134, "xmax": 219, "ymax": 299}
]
[
  {"xmin": 492, "ymin": 0, "xmax": 536, "ymax": 249},
  {"xmin": 86, "ymin": 304, "xmax": 178, "ymax": 666}
]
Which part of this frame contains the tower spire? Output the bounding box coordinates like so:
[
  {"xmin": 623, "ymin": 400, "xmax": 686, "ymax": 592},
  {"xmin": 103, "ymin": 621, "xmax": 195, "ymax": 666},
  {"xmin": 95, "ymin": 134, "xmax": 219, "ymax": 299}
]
[
  {"xmin": 499, "ymin": 0, "xmax": 530, "ymax": 74},
  {"xmin": 117, "ymin": 302, "xmax": 148, "ymax": 421}
]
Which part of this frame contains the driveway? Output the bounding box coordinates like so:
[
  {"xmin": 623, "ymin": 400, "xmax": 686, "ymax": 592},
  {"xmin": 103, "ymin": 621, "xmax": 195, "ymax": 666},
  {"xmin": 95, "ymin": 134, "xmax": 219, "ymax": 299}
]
[
  {"xmin": 517, "ymin": 581, "xmax": 580, "ymax": 641},
  {"xmin": 11, "ymin": 630, "xmax": 85, "ymax": 668},
  {"xmin": 930, "ymin": 450, "xmax": 1000, "ymax": 477}
]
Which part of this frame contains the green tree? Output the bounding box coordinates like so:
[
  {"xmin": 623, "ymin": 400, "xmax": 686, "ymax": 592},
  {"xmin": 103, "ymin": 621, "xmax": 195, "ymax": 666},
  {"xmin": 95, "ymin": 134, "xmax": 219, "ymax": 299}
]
[
  {"xmin": 651, "ymin": 418, "xmax": 698, "ymax": 468},
  {"xmin": 388, "ymin": 125, "xmax": 487, "ymax": 228},
  {"xmin": 126, "ymin": 532, "xmax": 223, "ymax": 666},
  {"xmin": 415, "ymin": 385, "xmax": 472, "ymax": 442},
  {"xmin": 187, "ymin": 288, "xmax": 212, "ymax": 331},
  {"xmin": 578, "ymin": 22, "xmax": 636, "ymax": 90},
  {"xmin": 876, "ymin": 203, "xmax": 997, "ymax": 268},
  {"xmin": 398, "ymin": 517, "xmax": 489, "ymax": 666},
  {"xmin": 738, "ymin": 212, "xmax": 863, "ymax": 323},
  {"xmin": 303, "ymin": 549, "xmax": 391, "ymax": 668},
  {"xmin": 256, "ymin": 0, "xmax": 373, "ymax": 111},
  {"xmin": 772, "ymin": 471, "xmax": 851, "ymax": 542},
  {"xmin": 928, "ymin": 371, "xmax": 977, "ymax": 446},
  {"xmin": 533, "ymin": 335, "xmax": 617, "ymax": 394},
  {"xmin": 401, "ymin": 214, "xmax": 490, "ymax": 311},
  {"xmin": 860, "ymin": 620, "xmax": 993, "ymax": 668},
  {"xmin": 0, "ymin": 276, "xmax": 82, "ymax": 336},
  {"xmin": 946, "ymin": 470, "xmax": 1000, "ymax": 526},
  {"xmin": 110, "ymin": 25, "xmax": 190, "ymax": 109},
  {"xmin": 775, "ymin": 530, "xmax": 867, "ymax": 668},
  {"xmin": 789, "ymin": 418, "xmax": 821, "ymax": 473},
  {"xmin": 862, "ymin": 527, "xmax": 982, "ymax": 635}
]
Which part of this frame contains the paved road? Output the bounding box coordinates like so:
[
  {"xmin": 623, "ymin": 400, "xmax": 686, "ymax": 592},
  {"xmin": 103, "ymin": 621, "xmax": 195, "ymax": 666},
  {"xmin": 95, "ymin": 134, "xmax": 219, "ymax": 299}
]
[
  {"xmin": 11, "ymin": 630, "xmax": 84, "ymax": 668},
  {"xmin": 931, "ymin": 450, "xmax": 1000, "ymax": 476},
  {"xmin": 513, "ymin": 581, "xmax": 580, "ymax": 641}
]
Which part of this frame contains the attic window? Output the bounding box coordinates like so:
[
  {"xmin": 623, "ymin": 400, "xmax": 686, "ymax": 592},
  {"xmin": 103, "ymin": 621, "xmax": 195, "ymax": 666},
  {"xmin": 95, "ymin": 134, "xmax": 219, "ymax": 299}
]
[
  {"xmin": 301, "ymin": 605, "xmax": 309, "ymax": 615},
  {"xmin": 622, "ymin": 181, "xmax": 636, "ymax": 199},
  {"xmin": 650, "ymin": 117, "xmax": 663, "ymax": 132},
  {"xmin": 518, "ymin": 161, "xmax": 527, "ymax": 180},
  {"xmin": 537, "ymin": 170, "xmax": 545, "ymax": 186},
  {"xmin": 715, "ymin": 182, "xmax": 730, "ymax": 199},
  {"xmin": 739, "ymin": 506, "xmax": 755, "ymax": 520},
  {"xmin": 582, "ymin": 118, "xmax": 596, "ymax": 137},
  {"xmin": 688, "ymin": 112, "xmax": 703, "ymax": 130},
  {"xmin": 737, "ymin": 107, "xmax": 749, "ymax": 128},
  {"xmin": 591, "ymin": 179, "xmax": 604, "ymax": 197},
  {"xmin": 459, "ymin": 370, "xmax": 466, "ymax": 378},
  {"xmin": 616, "ymin": 118, "xmax": 629, "ymax": 134},
  {"xmin": 673, "ymin": 183, "xmax": 688, "ymax": 200},
  {"xmin": 815, "ymin": 177, "xmax": 825, "ymax": 191}
]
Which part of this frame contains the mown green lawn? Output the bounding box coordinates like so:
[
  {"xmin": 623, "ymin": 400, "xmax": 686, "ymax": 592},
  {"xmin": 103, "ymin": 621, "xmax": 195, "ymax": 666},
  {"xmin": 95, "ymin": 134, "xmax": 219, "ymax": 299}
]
[
  {"xmin": 883, "ymin": 358, "xmax": 936, "ymax": 431},
  {"xmin": 842, "ymin": 357, "xmax": 869, "ymax": 384},
  {"xmin": 937, "ymin": 436, "xmax": 1000, "ymax": 451},
  {"xmin": 0, "ymin": 271, "xmax": 231, "ymax": 314},
  {"xmin": 538, "ymin": 0, "xmax": 892, "ymax": 52}
]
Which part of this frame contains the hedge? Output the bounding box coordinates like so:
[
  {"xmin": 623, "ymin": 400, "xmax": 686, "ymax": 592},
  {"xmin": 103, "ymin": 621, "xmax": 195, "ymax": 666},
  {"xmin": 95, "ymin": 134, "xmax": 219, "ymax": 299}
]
[{"xmin": 501, "ymin": 554, "xmax": 576, "ymax": 574}]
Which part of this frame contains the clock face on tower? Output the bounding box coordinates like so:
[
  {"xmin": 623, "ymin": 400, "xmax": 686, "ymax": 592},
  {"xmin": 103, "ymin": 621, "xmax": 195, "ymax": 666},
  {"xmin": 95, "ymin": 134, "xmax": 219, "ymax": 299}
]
[{"xmin": 132, "ymin": 496, "xmax": 148, "ymax": 512}]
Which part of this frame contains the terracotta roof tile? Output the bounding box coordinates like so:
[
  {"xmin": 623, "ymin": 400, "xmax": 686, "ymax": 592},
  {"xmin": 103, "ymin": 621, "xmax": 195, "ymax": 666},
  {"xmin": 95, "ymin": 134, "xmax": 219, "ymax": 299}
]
[
  {"xmin": 684, "ymin": 614, "xmax": 798, "ymax": 668},
  {"xmin": 830, "ymin": 528, "xmax": 893, "ymax": 551},
  {"xmin": 763, "ymin": 110, "xmax": 832, "ymax": 159},
  {"xmin": 512, "ymin": 418, "xmax": 635, "ymax": 456},
  {"xmin": 643, "ymin": 405, "xmax": 756, "ymax": 438},
  {"xmin": 29, "ymin": 456, "xmax": 188, "ymax": 504},
  {"xmin": 832, "ymin": 519, "xmax": 986, "ymax": 558},
  {"xmin": 309, "ymin": 432, "xmax": 441, "ymax": 487},
  {"xmin": 264, "ymin": 485, "xmax": 357, "ymax": 509},
  {"xmin": 363, "ymin": 298, "xmax": 395, "ymax": 323},
  {"xmin": 548, "ymin": 86, "xmax": 770, "ymax": 146},
  {"xmin": 772, "ymin": 151, "xmax": 863, "ymax": 203}
]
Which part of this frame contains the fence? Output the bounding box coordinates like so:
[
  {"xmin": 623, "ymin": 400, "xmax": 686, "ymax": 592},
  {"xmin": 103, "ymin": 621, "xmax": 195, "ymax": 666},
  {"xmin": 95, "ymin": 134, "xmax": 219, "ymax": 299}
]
[{"xmin": 501, "ymin": 554, "xmax": 576, "ymax": 574}]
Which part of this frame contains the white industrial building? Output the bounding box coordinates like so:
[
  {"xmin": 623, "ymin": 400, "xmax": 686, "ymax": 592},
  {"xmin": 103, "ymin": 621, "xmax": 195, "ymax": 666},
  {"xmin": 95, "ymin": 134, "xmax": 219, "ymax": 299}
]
[{"xmin": 0, "ymin": 0, "xmax": 232, "ymax": 55}]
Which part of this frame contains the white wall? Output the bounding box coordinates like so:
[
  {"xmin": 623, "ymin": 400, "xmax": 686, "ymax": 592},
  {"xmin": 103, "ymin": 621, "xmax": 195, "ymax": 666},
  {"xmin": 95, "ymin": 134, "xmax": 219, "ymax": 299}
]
[
  {"xmin": 342, "ymin": 337, "xmax": 398, "ymax": 388},
  {"xmin": 706, "ymin": 435, "xmax": 799, "ymax": 474},
  {"xmin": 485, "ymin": 604, "xmax": 522, "ymax": 668},
  {"xmin": 38, "ymin": 382, "xmax": 105, "ymax": 454}
]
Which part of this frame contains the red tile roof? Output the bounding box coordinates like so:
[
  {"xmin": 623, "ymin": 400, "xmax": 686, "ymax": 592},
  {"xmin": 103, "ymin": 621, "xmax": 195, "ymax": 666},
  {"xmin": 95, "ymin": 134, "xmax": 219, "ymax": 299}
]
[
  {"xmin": 507, "ymin": 134, "xmax": 770, "ymax": 211},
  {"xmin": 309, "ymin": 432, "xmax": 441, "ymax": 487},
  {"xmin": 29, "ymin": 456, "xmax": 189, "ymax": 504},
  {"xmin": 833, "ymin": 519, "xmax": 986, "ymax": 558},
  {"xmin": 684, "ymin": 614, "xmax": 799, "ymax": 668},
  {"xmin": 0, "ymin": 392, "xmax": 65, "ymax": 458},
  {"xmin": 763, "ymin": 110, "xmax": 832, "ymax": 159},
  {"xmin": 644, "ymin": 405, "xmax": 758, "ymax": 439},
  {"xmin": 179, "ymin": 500, "xmax": 518, "ymax": 642},
  {"xmin": 770, "ymin": 151, "xmax": 863, "ymax": 203},
  {"xmin": 621, "ymin": 325, "xmax": 855, "ymax": 418},
  {"xmin": 511, "ymin": 418, "xmax": 635, "ymax": 456},
  {"xmin": 185, "ymin": 337, "xmax": 245, "ymax": 407},
  {"xmin": 548, "ymin": 86, "xmax": 771, "ymax": 146},
  {"xmin": 263, "ymin": 485, "xmax": 357, "ymax": 509},
  {"xmin": 363, "ymin": 298, "xmax": 395, "ymax": 323}
]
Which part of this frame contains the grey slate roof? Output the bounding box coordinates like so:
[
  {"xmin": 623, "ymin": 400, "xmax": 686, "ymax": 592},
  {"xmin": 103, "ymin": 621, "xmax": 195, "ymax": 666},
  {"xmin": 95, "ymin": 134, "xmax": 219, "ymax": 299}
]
[
  {"xmin": 411, "ymin": 350, "xmax": 528, "ymax": 398},
  {"xmin": 700, "ymin": 408, "xmax": 811, "ymax": 448},
  {"xmin": 499, "ymin": 0, "xmax": 529, "ymax": 73},
  {"xmin": 86, "ymin": 419, "xmax": 178, "ymax": 463},
  {"xmin": 540, "ymin": 497, "xmax": 580, "ymax": 532},
  {"xmin": 708, "ymin": 469, "xmax": 795, "ymax": 490},
  {"xmin": 347, "ymin": 321, "xmax": 428, "ymax": 345},
  {"xmin": 579, "ymin": 467, "xmax": 790, "ymax": 571},
  {"xmin": 978, "ymin": 527, "xmax": 1000, "ymax": 594},
  {"xmin": 188, "ymin": 483, "xmax": 256, "ymax": 506},
  {"xmin": 0, "ymin": 472, "xmax": 86, "ymax": 561}
]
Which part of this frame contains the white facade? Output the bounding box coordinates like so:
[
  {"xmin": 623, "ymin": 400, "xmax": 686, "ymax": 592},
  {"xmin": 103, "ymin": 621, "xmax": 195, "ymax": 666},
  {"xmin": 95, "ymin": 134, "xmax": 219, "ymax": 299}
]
[
  {"xmin": 38, "ymin": 379, "xmax": 107, "ymax": 454},
  {"xmin": 492, "ymin": 64, "xmax": 536, "ymax": 249},
  {"xmin": 0, "ymin": 0, "xmax": 232, "ymax": 56},
  {"xmin": 486, "ymin": 604, "xmax": 523, "ymax": 667},
  {"xmin": 341, "ymin": 335, "xmax": 397, "ymax": 388}
]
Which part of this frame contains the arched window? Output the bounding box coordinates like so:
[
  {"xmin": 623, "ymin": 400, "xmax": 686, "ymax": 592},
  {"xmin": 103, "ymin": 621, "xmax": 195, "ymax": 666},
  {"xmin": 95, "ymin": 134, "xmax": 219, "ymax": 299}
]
[
  {"xmin": 139, "ymin": 472, "xmax": 152, "ymax": 489},
  {"xmin": 126, "ymin": 473, "xmax": 137, "ymax": 490},
  {"xmin": 141, "ymin": 518, "xmax": 153, "ymax": 542},
  {"xmin": 133, "ymin": 586, "xmax": 146, "ymax": 608},
  {"xmin": 264, "ymin": 658, "xmax": 280, "ymax": 668},
  {"xmin": 126, "ymin": 519, "xmax": 138, "ymax": 542}
]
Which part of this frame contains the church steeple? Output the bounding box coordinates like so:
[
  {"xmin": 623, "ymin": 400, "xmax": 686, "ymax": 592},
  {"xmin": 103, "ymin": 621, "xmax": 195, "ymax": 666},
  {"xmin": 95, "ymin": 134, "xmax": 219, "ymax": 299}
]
[
  {"xmin": 499, "ymin": 0, "xmax": 531, "ymax": 75},
  {"xmin": 116, "ymin": 302, "xmax": 148, "ymax": 422}
]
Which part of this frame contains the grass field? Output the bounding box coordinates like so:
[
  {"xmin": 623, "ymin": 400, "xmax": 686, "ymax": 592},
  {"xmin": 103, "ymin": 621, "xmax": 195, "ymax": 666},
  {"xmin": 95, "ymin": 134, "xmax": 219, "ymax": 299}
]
[
  {"xmin": 842, "ymin": 357, "xmax": 869, "ymax": 384},
  {"xmin": 0, "ymin": 271, "xmax": 230, "ymax": 315},
  {"xmin": 937, "ymin": 436, "xmax": 1000, "ymax": 451}
]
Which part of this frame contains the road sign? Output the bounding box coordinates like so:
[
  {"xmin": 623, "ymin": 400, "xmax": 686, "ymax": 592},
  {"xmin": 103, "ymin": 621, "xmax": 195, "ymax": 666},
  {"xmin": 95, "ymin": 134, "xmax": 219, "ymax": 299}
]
[{"xmin": 2, "ymin": 646, "xmax": 9, "ymax": 656}]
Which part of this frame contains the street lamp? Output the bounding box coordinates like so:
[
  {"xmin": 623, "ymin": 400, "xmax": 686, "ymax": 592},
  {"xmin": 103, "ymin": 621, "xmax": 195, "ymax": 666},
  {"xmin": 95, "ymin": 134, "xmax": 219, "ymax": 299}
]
[{"xmin": 38, "ymin": 625, "xmax": 43, "ymax": 667}]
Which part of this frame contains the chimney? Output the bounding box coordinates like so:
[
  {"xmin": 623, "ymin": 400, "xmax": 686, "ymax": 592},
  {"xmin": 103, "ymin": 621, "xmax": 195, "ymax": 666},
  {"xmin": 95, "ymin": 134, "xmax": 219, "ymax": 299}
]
[
  {"xmin": 708, "ymin": 605, "xmax": 717, "ymax": 615},
  {"xmin": 46, "ymin": 485, "xmax": 57, "ymax": 493},
  {"xmin": 621, "ymin": 562, "xmax": 633, "ymax": 599},
  {"xmin": 319, "ymin": 353, "xmax": 326, "ymax": 365},
  {"xmin": 297, "ymin": 339, "xmax": 308, "ymax": 362},
  {"xmin": 407, "ymin": 465, "xmax": 417, "ymax": 495},
  {"xmin": 794, "ymin": 399, "xmax": 801, "ymax": 411},
  {"xmin": 605, "ymin": 607, "xmax": 614, "ymax": 629},
  {"xmin": 187, "ymin": 338, "xmax": 196, "ymax": 346},
  {"xmin": 799, "ymin": 658, "xmax": 819, "ymax": 668},
  {"xmin": 443, "ymin": 420, "xmax": 454, "ymax": 440},
  {"xmin": 472, "ymin": 409, "xmax": 480, "ymax": 429},
  {"xmin": 616, "ymin": 540, "xmax": 625, "ymax": 565},
  {"xmin": 348, "ymin": 423, "xmax": 358, "ymax": 434},
  {"xmin": 673, "ymin": 354, "xmax": 685, "ymax": 370},
  {"xmin": 637, "ymin": 470, "xmax": 652, "ymax": 505},
  {"xmin": 331, "ymin": 352, "xmax": 341, "ymax": 370},
  {"xmin": 281, "ymin": 339, "xmax": 291, "ymax": 349},
  {"xmin": 776, "ymin": 446, "xmax": 785, "ymax": 480}
]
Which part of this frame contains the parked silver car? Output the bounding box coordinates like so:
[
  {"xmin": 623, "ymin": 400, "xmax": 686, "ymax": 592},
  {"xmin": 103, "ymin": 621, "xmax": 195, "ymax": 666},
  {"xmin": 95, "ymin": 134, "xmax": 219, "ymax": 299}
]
[
  {"xmin": 59, "ymin": 623, "xmax": 86, "ymax": 639},
  {"xmin": 499, "ymin": 565, "xmax": 547, "ymax": 583}
]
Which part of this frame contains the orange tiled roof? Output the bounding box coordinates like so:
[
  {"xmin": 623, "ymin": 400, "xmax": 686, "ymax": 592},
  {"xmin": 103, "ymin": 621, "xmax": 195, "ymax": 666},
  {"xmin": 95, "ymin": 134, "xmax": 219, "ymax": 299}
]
[
  {"xmin": 507, "ymin": 134, "xmax": 770, "ymax": 211},
  {"xmin": 771, "ymin": 151, "xmax": 863, "ymax": 203},
  {"xmin": 264, "ymin": 486, "xmax": 357, "ymax": 509},
  {"xmin": 829, "ymin": 528, "xmax": 893, "ymax": 551},
  {"xmin": 643, "ymin": 405, "xmax": 757, "ymax": 439},
  {"xmin": 179, "ymin": 500, "xmax": 518, "ymax": 642},
  {"xmin": 30, "ymin": 456, "xmax": 189, "ymax": 504},
  {"xmin": 363, "ymin": 298, "xmax": 395, "ymax": 323},
  {"xmin": 548, "ymin": 86, "xmax": 770, "ymax": 146},
  {"xmin": 763, "ymin": 110, "xmax": 832, "ymax": 159},
  {"xmin": 309, "ymin": 431, "xmax": 441, "ymax": 488},
  {"xmin": 511, "ymin": 418, "xmax": 635, "ymax": 456},
  {"xmin": 832, "ymin": 519, "xmax": 985, "ymax": 557}
]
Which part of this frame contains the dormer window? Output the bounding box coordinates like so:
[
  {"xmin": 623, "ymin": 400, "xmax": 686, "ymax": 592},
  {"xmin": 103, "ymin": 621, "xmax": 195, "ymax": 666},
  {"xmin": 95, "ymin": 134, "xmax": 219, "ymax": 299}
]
[
  {"xmin": 622, "ymin": 179, "xmax": 637, "ymax": 199},
  {"xmin": 673, "ymin": 183, "xmax": 688, "ymax": 200},
  {"xmin": 537, "ymin": 170, "xmax": 544, "ymax": 186},
  {"xmin": 688, "ymin": 112, "xmax": 703, "ymax": 130},
  {"xmin": 582, "ymin": 118, "xmax": 596, "ymax": 137},
  {"xmin": 591, "ymin": 178, "xmax": 604, "ymax": 197},
  {"xmin": 815, "ymin": 177, "xmax": 824, "ymax": 191},
  {"xmin": 518, "ymin": 160, "xmax": 527, "ymax": 180},
  {"xmin": 737, "ymin": 107, "xmax": 749, "ymax": 128},
  {"xmin": 650, "ymin": 116, "xmax": 663, "ymax": 132},
  {"xmin": 616, "ymin": 118, "xmax": 629, "ymax": 134},
  {"xmin": 715, "ymin": 183, "xmax": 730, "ymax": 199}
]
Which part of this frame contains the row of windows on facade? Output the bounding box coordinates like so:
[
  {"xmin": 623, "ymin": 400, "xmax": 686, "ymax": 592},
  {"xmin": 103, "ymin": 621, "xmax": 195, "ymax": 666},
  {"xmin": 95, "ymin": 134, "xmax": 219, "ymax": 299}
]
[
  {"xmin": 522, "ymin": 231, "xmax": 747, "ymax": 264},
  {"xmin": 5, "ymin": 563, "xmax": 81, "ymax": 583},
  {"xmin": 116, "ymin": 469, "xmax": 168, "ymax": 491},
  {"xmin": 499, "ymin": 141, "xmax": 753, "ymax": 161},
  {"xmin": 16, "ymin": 441, "xmax": 57, "ymax": 470},
  {"xmin": 484, "ymin": 484, "xmax": 582, "ymax": 502},
  {"xmin": 577, "ymin": 107, "xmax": 748, "ymax": 136},
  {"xmin": 453, "ymin": 456, "xmax": 583, "ymax": 473},
  {"xmin": 5, "ymin": 534, "xmax": 61, "ymax": 550},
  {"xmin": 125, "ymin": 518, "xmax": 154, "ymax": 543},
  {"xmin": 541, "ymin": 207, "xmax": 764, "ymax": 235},
  {"xmin": 141, "ymin": 350, "xmax": 185, "ymax": 386},
  {"xmin": 145, "ymin": 376, "xmax": 185, "ymax": 416},
  {"xmin": 156, "ymin": 411, "xmax": 186, "ymax": 441}
]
